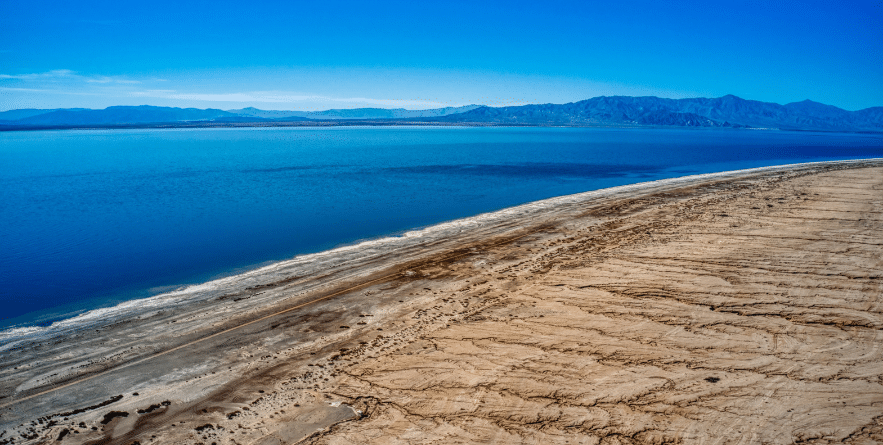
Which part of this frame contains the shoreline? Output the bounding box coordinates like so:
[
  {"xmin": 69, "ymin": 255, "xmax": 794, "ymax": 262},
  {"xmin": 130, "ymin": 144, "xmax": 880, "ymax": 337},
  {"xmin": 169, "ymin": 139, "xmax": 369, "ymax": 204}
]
[
  {"xmin": 11, "ymin": 126, "xmax": 882, "ymax": 333},
  {"xmin": 2, "ymin": 158, "xmax": 882, "ymax": 444},
  {"xmin": 2, "ymin": 120, "xmax": 882, "ymax": 134},
  {"xmin": 2, "ymin": 158, "xmax": 877, "ymax": 349}
]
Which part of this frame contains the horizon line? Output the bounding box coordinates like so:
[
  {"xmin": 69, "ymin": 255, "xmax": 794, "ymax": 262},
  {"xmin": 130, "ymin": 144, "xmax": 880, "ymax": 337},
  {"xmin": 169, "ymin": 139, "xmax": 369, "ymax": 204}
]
[{"xmin": 2, "ymin": 93, "xmax": 881, "ymax": 114}]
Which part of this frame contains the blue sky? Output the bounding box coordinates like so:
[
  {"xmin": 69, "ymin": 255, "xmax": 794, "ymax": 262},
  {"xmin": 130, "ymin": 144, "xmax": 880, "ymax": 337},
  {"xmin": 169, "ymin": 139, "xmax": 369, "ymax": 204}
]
[{"xmin": 1, "ymin": 0, "xmax": 881, "ymax": 111}]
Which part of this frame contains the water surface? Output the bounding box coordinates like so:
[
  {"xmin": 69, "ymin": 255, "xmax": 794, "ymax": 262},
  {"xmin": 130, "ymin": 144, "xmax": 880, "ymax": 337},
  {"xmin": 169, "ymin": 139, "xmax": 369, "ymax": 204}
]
[{"xmin": 2, "ymin": 127, "xmax": 882, "ymax": 328}]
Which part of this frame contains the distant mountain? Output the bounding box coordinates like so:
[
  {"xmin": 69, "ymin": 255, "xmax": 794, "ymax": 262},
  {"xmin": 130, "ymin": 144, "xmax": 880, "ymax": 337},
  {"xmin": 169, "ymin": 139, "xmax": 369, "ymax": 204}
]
[
  {"xmin": 0, "ymin": 105, "xmax": 239, "ymax": 126},
  {"xmin": 227, "ymin": 105, "xmax": 481, "ymax": 120},
  {"xmin": 305, "ymin": 105, "xmax": 482, "ymax": 119},
  {"xmin": 432, "ymin": 99, "xmax": 728, "ymax": 127},
  {"xmin": 393, "ymin": 105, "xmax": 482, "ymax": 118},
  {"xmin": 429, "ymin": 95, "xmax": 883, "ymax": 131},
  {"xmin": 0, "ymin": 105, "xmax": 484, "ymax": 127},
  {"xmin": 0, "ymin": 108, "xmax": 89, "ymax": 121},
  {"xmin": 854, "ymin": 107, "xmax": 883, "ymax": 123},
  {"xmin": 224, "ymin": 107, "xmax": 307, "ymax": 119},
  {"xmin": 1, "ymin": 98, "xmax": 880, "ymax": 131}
]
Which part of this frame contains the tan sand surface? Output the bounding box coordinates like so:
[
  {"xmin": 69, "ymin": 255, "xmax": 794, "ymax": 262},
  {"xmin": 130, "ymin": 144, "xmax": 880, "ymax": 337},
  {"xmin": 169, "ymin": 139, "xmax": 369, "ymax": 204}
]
[{"xmin": 1, "ymin": 161, "xmax": 881, "ymax": 445}]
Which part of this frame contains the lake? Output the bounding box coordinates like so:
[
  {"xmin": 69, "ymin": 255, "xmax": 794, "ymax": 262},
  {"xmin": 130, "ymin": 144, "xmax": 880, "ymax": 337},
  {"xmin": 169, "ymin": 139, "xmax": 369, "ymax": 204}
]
[{"xmin": 2, "ymin": 126, "xmax": 882, "ymax": 330}]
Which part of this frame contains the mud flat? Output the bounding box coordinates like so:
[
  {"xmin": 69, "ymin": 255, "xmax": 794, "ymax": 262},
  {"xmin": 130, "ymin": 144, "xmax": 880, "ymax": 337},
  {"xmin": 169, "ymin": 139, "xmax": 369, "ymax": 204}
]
[{"xmin": 1, "ymin": 159, "xmax": 882, "ymax": 445}]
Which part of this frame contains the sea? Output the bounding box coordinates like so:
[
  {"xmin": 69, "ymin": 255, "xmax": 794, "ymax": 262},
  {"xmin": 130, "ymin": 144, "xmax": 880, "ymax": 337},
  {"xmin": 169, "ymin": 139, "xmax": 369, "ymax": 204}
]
[{"xmin": 2, "ymin": 126, "xmax": 883, "ymax": 332}]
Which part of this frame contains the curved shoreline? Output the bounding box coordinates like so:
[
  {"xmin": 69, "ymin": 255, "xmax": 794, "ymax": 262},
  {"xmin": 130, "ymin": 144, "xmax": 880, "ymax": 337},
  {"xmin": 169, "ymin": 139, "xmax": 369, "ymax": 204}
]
[
  {"xmin": 2, "ymin": 157, "xmax": 880, "ymax": 351},
  {"xmin": 2, "ymin": 158, "xmax": 882, "ymax": 443}
]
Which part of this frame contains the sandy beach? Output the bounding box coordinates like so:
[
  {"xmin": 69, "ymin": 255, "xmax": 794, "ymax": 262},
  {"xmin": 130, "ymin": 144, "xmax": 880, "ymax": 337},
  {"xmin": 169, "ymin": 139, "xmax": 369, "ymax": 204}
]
[{"xmin": 1, "ymin": 159, "xmax": 882, "ymax": 445}]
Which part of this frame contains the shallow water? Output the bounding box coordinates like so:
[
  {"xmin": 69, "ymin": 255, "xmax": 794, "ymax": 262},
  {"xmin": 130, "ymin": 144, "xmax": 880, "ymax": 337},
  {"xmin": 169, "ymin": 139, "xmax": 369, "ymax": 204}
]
[{"xmin": 2, "ymin": 126, "xmax": 882, "ymax": 329}]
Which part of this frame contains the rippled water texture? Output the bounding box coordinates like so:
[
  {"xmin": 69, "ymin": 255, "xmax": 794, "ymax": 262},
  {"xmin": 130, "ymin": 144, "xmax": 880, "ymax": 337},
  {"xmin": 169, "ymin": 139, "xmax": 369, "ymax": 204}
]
[{"xmin": 2, "ymin": 126, "xmax": 882, "ymax": 327}]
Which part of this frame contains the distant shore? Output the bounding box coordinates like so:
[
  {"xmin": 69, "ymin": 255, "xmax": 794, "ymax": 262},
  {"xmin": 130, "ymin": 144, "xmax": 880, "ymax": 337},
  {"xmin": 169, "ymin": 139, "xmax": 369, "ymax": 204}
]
[
  {"xmin": 0, "ymin": 120, "xmax": 725, "ymax": 132},
  {"xmin": 4, "ymin": 120, "xmax": 882, "ymax": 134},
  {"xmin": 2, "ymin": 159, "xmax": 882, "ymax": 444}
]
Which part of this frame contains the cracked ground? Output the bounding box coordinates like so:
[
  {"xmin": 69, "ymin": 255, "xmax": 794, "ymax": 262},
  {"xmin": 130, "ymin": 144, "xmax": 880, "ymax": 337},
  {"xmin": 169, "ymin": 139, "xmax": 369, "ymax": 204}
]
[{"xmin": 311, "ymin": 166, "xmax": 883, "ymax": 444}]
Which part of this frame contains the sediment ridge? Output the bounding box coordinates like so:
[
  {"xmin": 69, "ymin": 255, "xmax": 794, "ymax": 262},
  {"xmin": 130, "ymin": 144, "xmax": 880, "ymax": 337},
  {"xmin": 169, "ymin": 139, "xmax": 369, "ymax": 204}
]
[{"xmin": 1, "ymin": 159, "xmax": 881, "ymax": 444}]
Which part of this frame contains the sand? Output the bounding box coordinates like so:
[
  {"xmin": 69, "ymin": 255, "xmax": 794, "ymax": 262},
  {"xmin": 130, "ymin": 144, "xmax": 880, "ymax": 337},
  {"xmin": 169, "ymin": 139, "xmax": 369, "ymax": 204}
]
[{"xmin": 1, "ymin": 159, "xmax": 881, "ymax": 445}]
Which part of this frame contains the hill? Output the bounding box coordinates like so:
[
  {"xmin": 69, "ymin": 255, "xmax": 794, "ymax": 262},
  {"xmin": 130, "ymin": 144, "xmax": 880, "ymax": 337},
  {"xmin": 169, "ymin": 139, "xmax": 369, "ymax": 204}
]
[
  {"xmin": 228, "ymin": 105, "xmax": 481, "ymax": 120},
  {"xmin": 427, "ymin": 95, "xmax": 883, "ymax": 130},
  {"xmin": 0, "ymin": 105, "xmax": 239, "ymax": 126}
]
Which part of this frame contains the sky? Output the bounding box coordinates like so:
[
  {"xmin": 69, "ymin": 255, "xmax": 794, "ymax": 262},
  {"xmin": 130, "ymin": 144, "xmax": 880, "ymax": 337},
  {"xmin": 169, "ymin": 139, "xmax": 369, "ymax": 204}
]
[{"xmin": 1, "ymin": 0, "xmax": 881, "ymax": 112}]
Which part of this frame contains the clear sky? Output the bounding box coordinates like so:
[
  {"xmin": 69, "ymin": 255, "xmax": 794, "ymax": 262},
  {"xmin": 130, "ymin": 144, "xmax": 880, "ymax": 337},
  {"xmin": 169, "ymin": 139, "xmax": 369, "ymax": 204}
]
[{"xmin": 1, "ymin": 0, "xmax": 881, "ymax": 111}]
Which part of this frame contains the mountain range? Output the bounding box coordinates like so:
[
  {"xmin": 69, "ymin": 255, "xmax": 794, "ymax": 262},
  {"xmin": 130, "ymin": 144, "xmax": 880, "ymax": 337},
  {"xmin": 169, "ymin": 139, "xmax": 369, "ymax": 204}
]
[
  {"xmin": 228, "ymin": 105, "xmax": 481, "ymax": 120},
  {"xmin": 1, "ymin": 96, "xmax": 881, "ymax": 131},
  {"xmin": 427, "ymin": 95, "xmax": 883, "ymax": 131}
]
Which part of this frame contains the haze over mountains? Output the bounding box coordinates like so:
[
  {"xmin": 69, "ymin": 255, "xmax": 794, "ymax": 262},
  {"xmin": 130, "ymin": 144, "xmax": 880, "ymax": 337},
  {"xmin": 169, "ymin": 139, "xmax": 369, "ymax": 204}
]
[
  {"xmin": 1, "ymin": 95, "xmax": 881, "ymax": 131},
  {"xmin": 228, "ymin": 105, "xmax": 481, "ymax": 120},
  {"xmin": 0, "ymin": 105, "xmax": 481, "ymax": 127}
]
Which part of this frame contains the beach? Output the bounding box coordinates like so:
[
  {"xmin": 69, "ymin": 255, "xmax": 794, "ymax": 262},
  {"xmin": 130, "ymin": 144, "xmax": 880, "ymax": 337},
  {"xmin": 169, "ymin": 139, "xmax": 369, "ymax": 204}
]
[{"xmin": 1, "ymin": 159, "xmax": 882, "ymax": 444}]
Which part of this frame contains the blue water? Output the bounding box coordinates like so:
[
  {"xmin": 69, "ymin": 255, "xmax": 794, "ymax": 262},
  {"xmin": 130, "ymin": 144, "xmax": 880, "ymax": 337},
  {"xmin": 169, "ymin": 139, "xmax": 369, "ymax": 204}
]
[{"xmin": 2, "ymin": 127, "xmax": 882, "ymax": 329}]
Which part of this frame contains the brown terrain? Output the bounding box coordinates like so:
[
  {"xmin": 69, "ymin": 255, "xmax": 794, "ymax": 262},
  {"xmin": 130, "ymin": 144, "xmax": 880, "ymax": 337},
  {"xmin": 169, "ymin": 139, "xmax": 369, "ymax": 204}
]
[{"xmin": 1, "ymin": 161, "xmax": 881, "ymax": 445}]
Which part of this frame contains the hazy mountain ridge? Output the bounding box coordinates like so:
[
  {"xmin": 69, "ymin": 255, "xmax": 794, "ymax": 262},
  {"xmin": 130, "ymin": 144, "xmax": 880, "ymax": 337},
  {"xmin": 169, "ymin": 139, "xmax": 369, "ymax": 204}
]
[
  {"xmin": 0, "ymin": 108, "xmax": 90, "ymax": 121},
  {"xmin": 430, "ymin": 95, "xmax": 883, "ymax": 130},
  {"xmin": 0, "ymin": 105, "xmax": 482, "ymax": 126},
  {"xmin": 1, "ymin": 96, "xmax": 880, "ymax": 131},
  {"xmin": 228, "ymin": 105, "xmax": 481, "ymax": 119},
  {"xmin": 224, "ymin": 107, "xmax": 305, "ymax": 119},
  {"xmin": 1, "ymin": 106, "xmax": 236, "ymax": 126}
]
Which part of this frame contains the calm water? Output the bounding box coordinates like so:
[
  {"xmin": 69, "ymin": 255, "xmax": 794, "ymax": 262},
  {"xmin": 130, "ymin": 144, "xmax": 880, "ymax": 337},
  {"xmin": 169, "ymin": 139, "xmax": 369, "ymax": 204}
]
[{"xmin": 2, "ymin": 126, "xmax": 882, "ymax": 328}]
